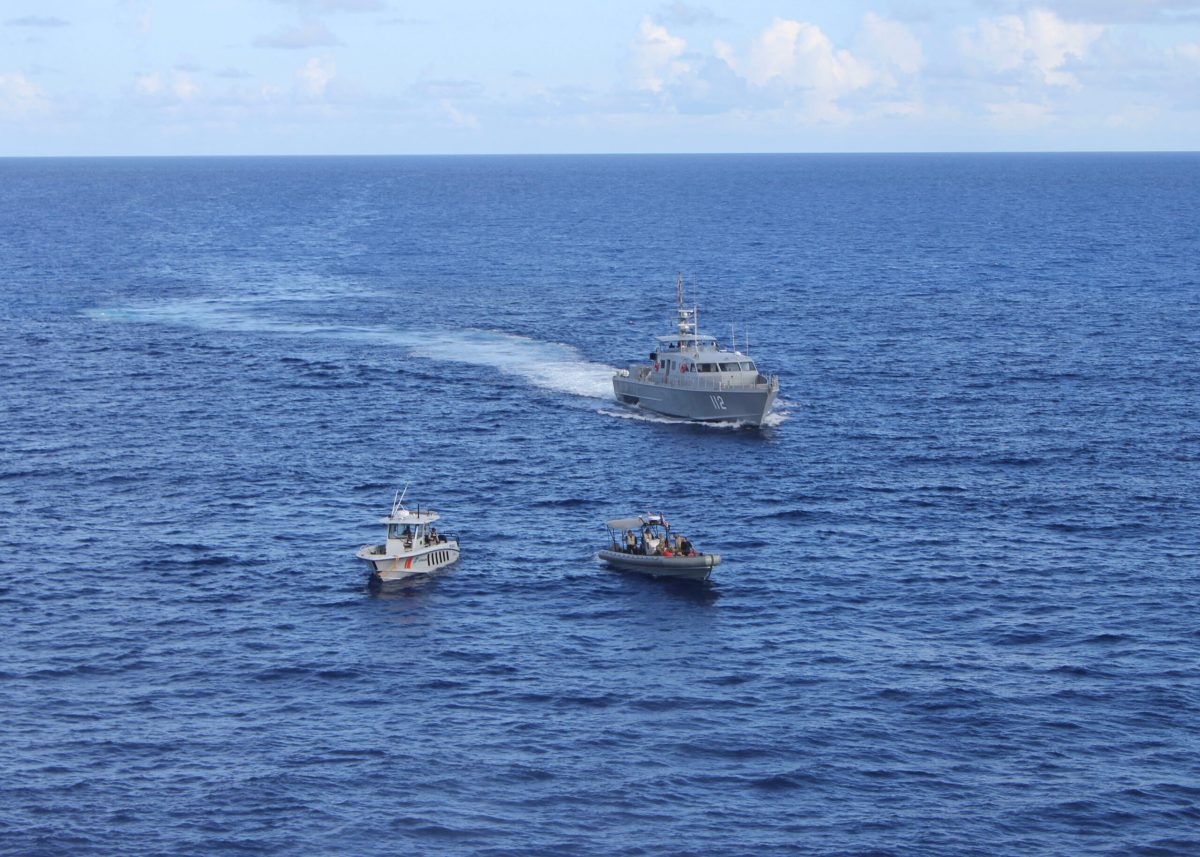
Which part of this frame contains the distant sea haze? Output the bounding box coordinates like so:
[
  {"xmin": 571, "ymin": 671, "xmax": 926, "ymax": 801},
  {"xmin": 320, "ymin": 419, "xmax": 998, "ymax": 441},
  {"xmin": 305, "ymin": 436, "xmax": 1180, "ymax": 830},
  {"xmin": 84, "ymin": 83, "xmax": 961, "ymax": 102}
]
[{"xmin": 1, "ymin": 154, "xmax": 1198, "ymax": 856}]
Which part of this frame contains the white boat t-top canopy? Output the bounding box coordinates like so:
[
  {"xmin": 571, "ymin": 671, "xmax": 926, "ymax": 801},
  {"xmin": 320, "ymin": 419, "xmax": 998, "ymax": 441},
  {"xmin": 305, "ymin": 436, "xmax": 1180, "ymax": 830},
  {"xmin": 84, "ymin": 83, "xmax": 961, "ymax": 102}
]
[
  {"xmin": 605, "ymin": 513, "xmax": 669, "ymax": 531},
  {"xmin": 376, "ymin": 487, "xmax": 442, "ymax": 525},
  {"xmin": 380, "ymin": 508, "xmax": 441, "ymax": 525}
]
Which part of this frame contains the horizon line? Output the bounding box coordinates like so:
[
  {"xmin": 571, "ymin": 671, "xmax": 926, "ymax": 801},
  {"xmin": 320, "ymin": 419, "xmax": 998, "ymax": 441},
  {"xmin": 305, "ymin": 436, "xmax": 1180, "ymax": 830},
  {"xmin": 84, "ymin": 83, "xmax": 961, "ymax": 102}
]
[{"xmin": 2, "ymin": 149, "xmax": 1199, "ymax": 160}]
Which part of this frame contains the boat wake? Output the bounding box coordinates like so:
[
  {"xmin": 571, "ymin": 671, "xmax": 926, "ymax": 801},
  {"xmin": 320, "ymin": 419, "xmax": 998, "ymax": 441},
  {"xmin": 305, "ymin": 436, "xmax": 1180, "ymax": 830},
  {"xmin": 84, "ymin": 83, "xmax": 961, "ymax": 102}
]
[
  {"xmin": 399, "ymin": 329, "xmax": 615, "ymax": 400},
  {"xmin": 84, "ymin": 298, "xmax": 616, "ymax": 401},
  {"xmin": 762, "ymin": 403, "xmax": 792, "ymax": 428},
  {"xmin": 596, "ymin": 407, "xmax": 788, "ymax": 429}
]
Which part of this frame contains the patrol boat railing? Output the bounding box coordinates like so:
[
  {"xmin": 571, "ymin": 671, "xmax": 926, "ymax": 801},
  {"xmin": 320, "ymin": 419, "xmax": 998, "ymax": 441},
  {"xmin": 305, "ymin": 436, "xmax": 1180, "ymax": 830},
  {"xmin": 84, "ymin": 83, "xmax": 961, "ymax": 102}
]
[{"xmin": 620, "ymin": 365, "xmax": 777, "ymax": 392}]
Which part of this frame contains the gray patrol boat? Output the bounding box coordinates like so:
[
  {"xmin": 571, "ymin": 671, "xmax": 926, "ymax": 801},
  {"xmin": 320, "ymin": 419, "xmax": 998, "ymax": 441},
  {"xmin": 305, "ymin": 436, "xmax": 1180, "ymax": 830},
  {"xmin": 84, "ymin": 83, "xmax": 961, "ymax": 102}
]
[{"xmin": 612, "ymin": 276, "xmax": 779, "ymax": 426}]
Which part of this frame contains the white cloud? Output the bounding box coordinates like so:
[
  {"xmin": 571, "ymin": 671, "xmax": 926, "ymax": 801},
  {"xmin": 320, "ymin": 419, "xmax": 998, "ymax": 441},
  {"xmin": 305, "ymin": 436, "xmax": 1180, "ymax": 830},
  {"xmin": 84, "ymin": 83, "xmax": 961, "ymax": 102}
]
[
  {"xmin": 173, "ymin": 72, "xmax": 199, "ymax": 101},
  {"xmin": 961, "ymin": 9, "xmax": 1104, "ymax": 89},
  {"xmin": 0, "ymin": 72, "xmax": 48, "ymax": 119},
  {"xmin": 297, "ymin": 56, "xmax": 335, "ymax": 96},
  {"xmin": 1170, "ymin": 41, "xmax": 1200, "ymax": 62},
  {"xmin": 713, "ymin": 39, "xmax": 735, "ymax": 67},
  {"xmin": 857, "ymin": 12, "xmax": 923, "ymax": 76},
  {"xmin": 742, "ymin": 18, "xmax": 876, "ymax": 119},
  {"xmin": 134, "ymin": 72, "xmax": 163, "ymax": 96},
  {"xmin": 626, "ymin": 14, "xmax": 924, "ymax": 122},
  {"xmin": 440, "ymin": 100, "xmax": 479, "ymax": 129},
  {"xmin": 132, "ymin": 70, "xmax": 201, "ymax": 104},
  {"xmin": 630, "ymin": 16, "xmax": 687, "ymax": 92},
  {"xmin": 985, "ymin": 1, "xmax": 1200, "ymax": 25},
  {"xmin": 968, "ymin": 15, "xmax": 1027, "ymax": 73}
]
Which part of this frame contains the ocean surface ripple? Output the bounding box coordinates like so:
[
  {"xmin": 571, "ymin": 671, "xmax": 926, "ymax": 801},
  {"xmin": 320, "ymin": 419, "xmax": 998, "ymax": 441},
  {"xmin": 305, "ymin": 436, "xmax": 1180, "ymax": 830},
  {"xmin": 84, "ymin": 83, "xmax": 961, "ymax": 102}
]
[{"xmin": 1, "ymin": 154, "xmax": 1198, "ymax": 856}]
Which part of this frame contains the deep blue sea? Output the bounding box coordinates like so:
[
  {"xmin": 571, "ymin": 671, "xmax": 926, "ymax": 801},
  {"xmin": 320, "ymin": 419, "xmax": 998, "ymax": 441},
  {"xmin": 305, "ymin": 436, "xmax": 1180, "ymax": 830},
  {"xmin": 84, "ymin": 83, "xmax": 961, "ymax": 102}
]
[{"xmin": 2, "ymin": 154, "xmax": 1199, "ymax": 856}]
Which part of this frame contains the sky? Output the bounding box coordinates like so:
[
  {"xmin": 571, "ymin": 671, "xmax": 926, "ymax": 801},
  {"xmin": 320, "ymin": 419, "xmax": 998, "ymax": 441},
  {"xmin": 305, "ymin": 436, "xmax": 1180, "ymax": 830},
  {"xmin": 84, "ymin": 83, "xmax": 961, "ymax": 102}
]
[{"xmin": 2, "ymin": 0, "xmax": 1199, "ymax": 155}]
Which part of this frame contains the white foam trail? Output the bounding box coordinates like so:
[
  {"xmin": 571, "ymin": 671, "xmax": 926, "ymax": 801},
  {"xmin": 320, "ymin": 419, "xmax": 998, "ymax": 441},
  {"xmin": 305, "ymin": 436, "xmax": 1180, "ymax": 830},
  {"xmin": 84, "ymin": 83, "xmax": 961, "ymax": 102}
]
[
  {"xmin": 598, "ymin": 396, "xmax": 790, "ymax": 428},
  {"xmin": 399, "ymin": 329, "xmax": 615, "ymax": 400},
  {"xmin": 761, "ymin": 406, "xmax": 791, "ymax": 427},
  {"xmin": 86, "ymin": 299, "xmax": 617, "ymax": 401},
  {"xmin": 597, "ymin": 407, "xmax": 771, "ymax": 431}
]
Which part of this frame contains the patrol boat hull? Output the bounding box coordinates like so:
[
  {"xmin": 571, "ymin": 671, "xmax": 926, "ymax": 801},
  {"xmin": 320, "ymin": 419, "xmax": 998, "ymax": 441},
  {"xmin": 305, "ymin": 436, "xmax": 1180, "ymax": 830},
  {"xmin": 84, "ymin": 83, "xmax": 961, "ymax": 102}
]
[
  {"xmin": 598, "ymin": 549, "xmax": 720, "ymax": 581},
  {"xmin": 613, "ymin": 375, "xmax": 777, "ymax": 425}
]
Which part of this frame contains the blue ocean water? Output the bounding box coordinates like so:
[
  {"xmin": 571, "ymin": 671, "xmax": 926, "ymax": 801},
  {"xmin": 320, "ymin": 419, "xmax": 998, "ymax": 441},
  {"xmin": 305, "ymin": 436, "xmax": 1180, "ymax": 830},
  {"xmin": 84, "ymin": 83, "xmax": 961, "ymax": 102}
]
[{"xmin": 1, "ymin": 153, "xmax": 1198, "ymax": 856}]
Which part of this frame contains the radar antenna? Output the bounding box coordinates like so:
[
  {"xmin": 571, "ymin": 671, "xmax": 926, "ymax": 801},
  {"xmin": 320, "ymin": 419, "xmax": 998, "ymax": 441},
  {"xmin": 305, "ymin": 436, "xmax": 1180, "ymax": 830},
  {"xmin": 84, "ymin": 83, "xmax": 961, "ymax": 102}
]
[{"xmin": 675, "ymin": 273, "xmax": 696, "ymax": 340}]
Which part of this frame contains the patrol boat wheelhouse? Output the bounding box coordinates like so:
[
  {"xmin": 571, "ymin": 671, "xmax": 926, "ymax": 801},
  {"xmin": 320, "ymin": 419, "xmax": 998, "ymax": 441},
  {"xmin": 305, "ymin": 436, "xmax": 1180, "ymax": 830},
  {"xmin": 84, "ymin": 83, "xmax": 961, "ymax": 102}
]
[
  {"xmin": 356, "ymin": 489, "xmax": 459, "ymax": 588},
  {"xmin": 612, "ymin": 276, "xmax": 779, "ymax": 426}
]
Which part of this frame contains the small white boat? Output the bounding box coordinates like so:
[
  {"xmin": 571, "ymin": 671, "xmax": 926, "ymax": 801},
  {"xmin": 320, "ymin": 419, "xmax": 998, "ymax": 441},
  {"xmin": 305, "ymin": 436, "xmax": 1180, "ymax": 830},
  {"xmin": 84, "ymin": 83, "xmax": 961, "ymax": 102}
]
[
  {"xmin": 598, "ymin": 513, "xmax": 721, "ymax": 581},
  {"xmin": 357, "ymin": 489, "xmax": 459, "ymax": 588}
]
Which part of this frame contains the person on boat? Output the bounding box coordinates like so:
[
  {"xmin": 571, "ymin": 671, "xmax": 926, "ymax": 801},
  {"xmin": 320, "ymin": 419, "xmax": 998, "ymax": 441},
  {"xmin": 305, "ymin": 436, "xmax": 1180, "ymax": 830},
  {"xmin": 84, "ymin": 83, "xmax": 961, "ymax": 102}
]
[
  {"xmin": 678, "ymin": 535, "xmax": 694, "ymax": 556},
  {"xmin": 624, "ymin": 530, "xmax": 636, "ymax": 552},
  {"xmin": 429, "ymin": 526, "xmax": 439, "ymax": 544}
]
